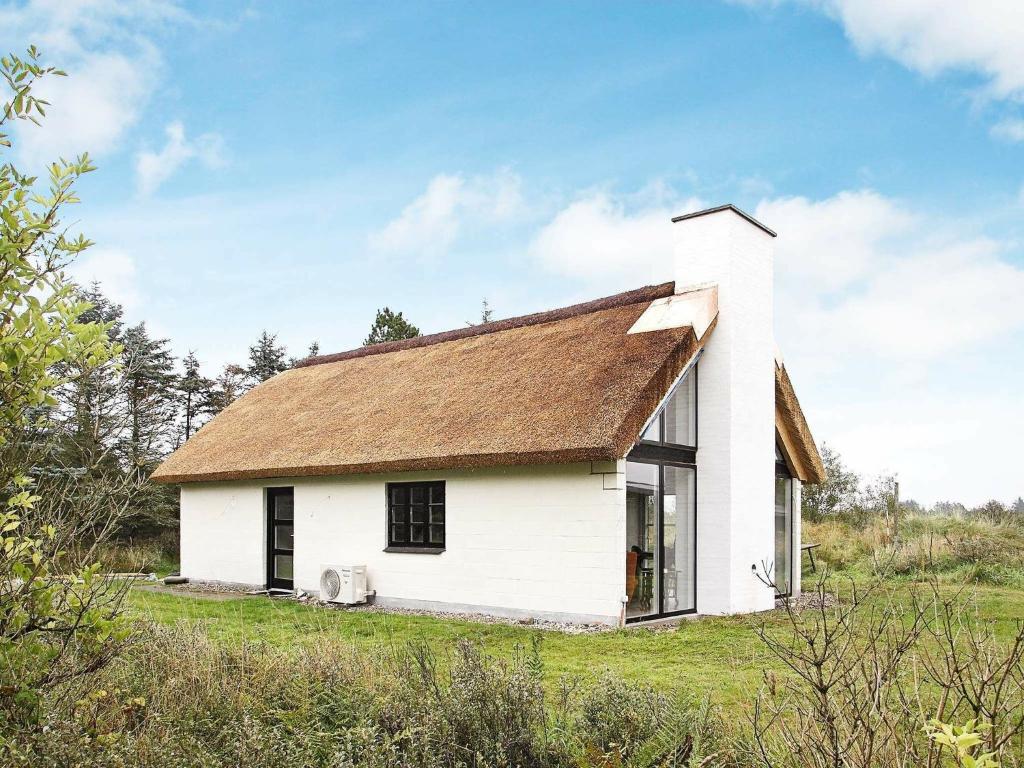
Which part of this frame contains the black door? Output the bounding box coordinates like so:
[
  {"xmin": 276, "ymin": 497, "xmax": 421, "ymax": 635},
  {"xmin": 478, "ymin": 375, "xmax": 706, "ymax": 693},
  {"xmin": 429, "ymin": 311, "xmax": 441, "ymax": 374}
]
[{"xmin": 266, "ymin": 487, "xmax": 294, "ymax": 591}]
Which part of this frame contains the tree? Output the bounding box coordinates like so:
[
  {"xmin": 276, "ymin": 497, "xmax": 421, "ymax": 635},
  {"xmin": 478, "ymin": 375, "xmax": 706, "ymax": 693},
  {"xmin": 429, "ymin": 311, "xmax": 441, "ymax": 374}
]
[
  {"xmin": 119, "ymin": 322, "xmax": 178, "ymax": 478},
  {"xmin": 0, "ymin": 47, "xmax": 132, "ymax": 723},
  {"xmin": 207, "ymin": 362, "xmax": 248, "ymax": 415},
  {"xmin": 466, "ymin": 297, "xmax": 494, "ymax": 326},
  {"xmin": 54, "ymin": 283, "xmax": 127, "ymax": 473},
  {"xmin": 287, "ymin": 340, "xmax": 320, "ymax": 368},
  {"xmin": 178, "ymin": 351, "xmax": 214, "ymax": 442},
  {"xmin": 801, "ymin": 443, "xmax": 860, "ymax": 522},
  {"xmin": 246, "ymin": 330, "xmax": 288, "ymax": 384},
  {"xmin": 365, "ymin": 307, "xmax": 420, "ymax": 345}
]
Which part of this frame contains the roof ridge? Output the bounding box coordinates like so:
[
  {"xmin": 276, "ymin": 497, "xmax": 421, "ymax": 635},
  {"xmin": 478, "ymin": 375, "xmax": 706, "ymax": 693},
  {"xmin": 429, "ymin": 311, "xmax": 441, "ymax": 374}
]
[{"xmin": 295, "ymin": 281, "xmax": 676, "ymax": 368}]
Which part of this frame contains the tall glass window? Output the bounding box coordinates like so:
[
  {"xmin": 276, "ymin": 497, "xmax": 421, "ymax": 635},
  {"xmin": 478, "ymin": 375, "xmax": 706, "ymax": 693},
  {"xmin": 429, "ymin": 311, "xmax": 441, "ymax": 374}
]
[
  {"xmin": 626, "ymin": 461, "xmax": 659, "ymax": 620},
  {"xmin": 662, "ymin": 465, "xmax": 696, "ymax": 613},
  {"xmin": 774, "ymin": 460, "xmax": 793, "ymax": 597},
  {"xmin": 640, "ymin": 367, "xmax": 697, "ymax": 449},
  {"xmin": 626, "ymin": 361, "xmax": 699, "ymax": 621},
  {"xmin": 664, "ymin": 372, "xmax": 696, "ymax": 447}
]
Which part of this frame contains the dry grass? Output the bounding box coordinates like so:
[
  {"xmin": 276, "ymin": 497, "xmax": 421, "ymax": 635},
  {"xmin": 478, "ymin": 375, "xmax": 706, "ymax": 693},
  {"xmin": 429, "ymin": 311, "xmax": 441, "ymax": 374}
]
[
  {"xmin": 804, "ymin": 513, "xmax": 1024, "ymax": 587},
  {"xmin": 6, "ymin": 623, "xmax": 733, "ymax": 767}
]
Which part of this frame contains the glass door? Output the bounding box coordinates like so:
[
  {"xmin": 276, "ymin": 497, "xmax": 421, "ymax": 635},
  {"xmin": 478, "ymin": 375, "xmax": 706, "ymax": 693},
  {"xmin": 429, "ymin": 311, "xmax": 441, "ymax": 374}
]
[
  {"xmin": 626, "ymin": 461, "xmax": 696, "ymax": 620},
  {"xmin": 774, "ymin": 474, "xmax": 792, "ymax": 597},
  {"xmin": 267, "ymin": 487, "xmax": 294, "ymax": 591},
  {"xmin": 626, "ymin": 462, "xmax": 659, "ymax": 620},
  {"xmin": 662, "ymin": 465, "xmax": 696, "ymax": 614}
]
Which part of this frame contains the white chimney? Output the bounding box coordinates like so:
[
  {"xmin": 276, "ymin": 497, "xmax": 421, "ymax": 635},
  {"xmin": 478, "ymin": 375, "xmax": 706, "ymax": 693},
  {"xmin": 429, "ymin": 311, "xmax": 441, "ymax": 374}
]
[{"xmin": 672, "ymin": 204, "xmax": 777, "ymax": 614}]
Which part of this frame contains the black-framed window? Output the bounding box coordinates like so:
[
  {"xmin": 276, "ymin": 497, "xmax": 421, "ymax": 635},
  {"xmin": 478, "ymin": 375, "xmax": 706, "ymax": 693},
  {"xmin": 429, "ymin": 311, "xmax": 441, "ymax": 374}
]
[
  {"xmin": 386, "ymin": 481, "xmax": 445, "ymax": 551},
  {"xmin": 774, "ymin": 445, "xmax": 794, "ymax": 598},
  {"xmin": 626, "ymin": 360, "xmax": 699, "ymax": 623},
  {"xmin": 640, "ymin": 364, "xmax": 697, "ymax": 450}
]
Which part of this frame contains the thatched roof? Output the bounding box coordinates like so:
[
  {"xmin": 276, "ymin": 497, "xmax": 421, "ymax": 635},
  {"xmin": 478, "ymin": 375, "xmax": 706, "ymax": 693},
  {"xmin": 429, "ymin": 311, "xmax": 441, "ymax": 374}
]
[
  {"xmin": 775, "ymin": 361, "xmax": 826, "ymax": 483},
  {"xmin": 153, "ymin": 282, "xmax": 712, "ymax": 483},
  {"xmin": 152, "ymin": 281, "xmax": 823, "ymax": 485}
]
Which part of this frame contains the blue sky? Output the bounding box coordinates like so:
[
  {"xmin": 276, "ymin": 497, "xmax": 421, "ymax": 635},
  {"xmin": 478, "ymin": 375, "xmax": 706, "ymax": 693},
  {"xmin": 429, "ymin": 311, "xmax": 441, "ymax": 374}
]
[{"xmin": 2, "ymin": 0, "xmax": 1022, "ymax": 504}]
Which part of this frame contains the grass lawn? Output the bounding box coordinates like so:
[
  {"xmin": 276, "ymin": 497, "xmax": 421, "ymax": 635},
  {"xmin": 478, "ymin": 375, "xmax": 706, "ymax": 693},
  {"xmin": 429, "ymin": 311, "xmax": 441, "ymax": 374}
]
[{"xmin": 127, "ymin": 579, "xmax": 1024, "ymax": 713}]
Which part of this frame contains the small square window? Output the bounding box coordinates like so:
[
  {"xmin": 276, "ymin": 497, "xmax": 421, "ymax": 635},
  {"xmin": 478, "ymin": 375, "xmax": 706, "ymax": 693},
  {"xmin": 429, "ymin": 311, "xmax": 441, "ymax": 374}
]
[{"xmin": 386, "ymin": 481, "xmax": 445, "ymax": 551}]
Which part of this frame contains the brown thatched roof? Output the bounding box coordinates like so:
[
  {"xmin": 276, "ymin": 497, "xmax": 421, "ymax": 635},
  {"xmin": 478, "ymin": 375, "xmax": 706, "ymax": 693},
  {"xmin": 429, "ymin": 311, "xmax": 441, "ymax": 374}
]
[
  {"xmin": 153, "ymin": 282, "xmax": 824, "ymax": 485},
  {"xmin": 153, "ymin": 282, "xmax": 715, "ymax": 484},
  {"xmin": 775, "ymin": 362, "xmax": 826, "ymax": 484}
]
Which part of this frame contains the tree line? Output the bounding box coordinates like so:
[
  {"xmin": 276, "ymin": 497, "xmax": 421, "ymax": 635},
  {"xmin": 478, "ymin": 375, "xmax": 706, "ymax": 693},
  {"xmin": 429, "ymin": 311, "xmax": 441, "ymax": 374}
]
[{"xmin": 802, "ymin": 444, "xmax": 1024, "ymax": 526}]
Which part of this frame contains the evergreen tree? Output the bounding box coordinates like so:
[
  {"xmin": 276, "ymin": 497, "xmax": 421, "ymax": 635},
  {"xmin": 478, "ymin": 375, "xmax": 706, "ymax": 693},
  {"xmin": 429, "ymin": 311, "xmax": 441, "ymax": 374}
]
[
  {"xmin": 246, "ymin": 330, "xmax": 288, "ymax": 384},
  {"xmin": 119, "ymin": 322, "xmax": 178, "ymax": 478},
  {"xmin": 208, "ymin": 363, "xmax": 249, "ymax": 414},
  {"xmin": 178, "ymin": 351, "xmax": 215, "ymax": 441},
  {"xmin": 288, "ymin": 341, "xmax": 321, "ymax": 368},
  {"xmin": 480, "ymin": 298, "xmax": 494, "ymax": 324},
  {"xmin": 466, "ymin": 298, "xmax": 494, "ymax": 326},
  {"xmin": 365, "ymin": 308, "xmax": 420, "ymax": 345},
  {"xmin": 55, "ymin": 283, "xmax": 128, "ymax": 473}
]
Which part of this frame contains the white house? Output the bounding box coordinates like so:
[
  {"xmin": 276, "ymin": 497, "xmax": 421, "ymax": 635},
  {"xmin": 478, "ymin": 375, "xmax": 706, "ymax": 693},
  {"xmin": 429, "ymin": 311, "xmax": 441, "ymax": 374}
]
[{"xmin": 153, "ymin": 204, "xmax": 824, "ymax": 626}]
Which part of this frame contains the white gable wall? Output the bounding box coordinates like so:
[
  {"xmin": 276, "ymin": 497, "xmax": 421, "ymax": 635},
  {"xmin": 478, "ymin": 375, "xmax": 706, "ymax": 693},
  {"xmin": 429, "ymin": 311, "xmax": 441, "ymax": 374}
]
[{"xmin": 178, "ymin": 461, "xmax": 628, "ymax": 625}]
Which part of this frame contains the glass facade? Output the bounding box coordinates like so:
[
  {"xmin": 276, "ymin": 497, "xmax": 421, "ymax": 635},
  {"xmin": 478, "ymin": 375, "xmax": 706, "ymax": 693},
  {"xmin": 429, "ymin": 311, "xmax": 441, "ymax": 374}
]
[
  {"xmin": 663, "ymin": 465, "xmax": 696, "ymax": 613},
  {"xmin": 774, "ymin": 463, "xmax": 793, "ymax": 597},
  {"xmin": 640, "ymin": 369, "xmax": 696, "ymax": 449},
  {"xmin": 626, "ymin": 363, "xmax": 698, "ymax": 621},
  {"xmin": 625, "ymin": 461, "xmax": 659, "ymax": 620},
  {"xmin": 663, "ymin": 372, "xmax": 696, "ymax": 447}
]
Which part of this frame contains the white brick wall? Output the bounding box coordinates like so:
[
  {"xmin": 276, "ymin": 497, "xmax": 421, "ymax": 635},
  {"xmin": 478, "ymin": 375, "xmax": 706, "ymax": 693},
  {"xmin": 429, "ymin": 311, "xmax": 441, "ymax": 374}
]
[
  {"xmin": 179, "ymin": 483, "xmax": 266, "ymax": 586},
  {"xmin": 179, "ymin": 461, "xmax": 628, "ymax": 624},
  {"xmin": 675, "ymin": 208, "xmax": 777, "ymax": 614}
]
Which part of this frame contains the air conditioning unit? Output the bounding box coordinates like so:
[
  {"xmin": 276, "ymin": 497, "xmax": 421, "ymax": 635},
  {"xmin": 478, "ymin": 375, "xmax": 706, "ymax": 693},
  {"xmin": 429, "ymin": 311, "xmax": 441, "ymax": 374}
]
[{"xmin": 320, "ymin": 564, "xmax": 368, "ymax": 605}]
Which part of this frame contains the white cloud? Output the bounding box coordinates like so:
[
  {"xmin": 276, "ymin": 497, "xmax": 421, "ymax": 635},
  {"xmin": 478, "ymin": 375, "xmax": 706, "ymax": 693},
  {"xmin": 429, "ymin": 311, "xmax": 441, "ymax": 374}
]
[
  {"xmin": 737, "ymin": 0, "xmax": 1024, "ymax": 108},
  {"xmin": 757, "ymin": 191, "xmax": 915, "ymax": 293},
  {"xmin": 529, "ymin": 188, "xmax": 702, "ymax": 285},
  {"xmin": 524, "ymin": 180, "xmax": 1023, "ymax": 502},
  {"xmin": 135, "ymin": 121, "xmax": 226, "ymax": 196},
  {"xmin": 68, "ymin": 247, "xmax": 140, "ymax": 312},
  {"xmin": 0, "ymin": 0, "xmax": 189, "ymax": 166},
  {"xmin": 14, "ymin": 50, "xmax": 155, "ymax": 166},
  {"xmin": 758, "ymin": 191, "xmax": 1024, "ymax": 364},
  {"xmin": 368, "ymin": 169, "xmax": 525, "ymax": 258},
  {"xmin": 757, "ymin": 189, "xmax": 1024, "ymax": 504},
  {"xmin": 991, "ymin": 117, "xmax": 1024, "ymax": 143}
]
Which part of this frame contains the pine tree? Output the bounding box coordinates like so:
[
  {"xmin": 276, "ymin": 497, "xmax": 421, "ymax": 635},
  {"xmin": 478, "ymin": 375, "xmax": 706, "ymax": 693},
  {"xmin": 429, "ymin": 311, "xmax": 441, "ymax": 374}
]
[
  {"xmin": 246, "ymin": 330, "xmax": 288, "ymax": 384},
  {"xmin": 288, "ymin": 341, "xmax": 321, "ymax": 368},
  {"xmin": 208, "ymin": 363, "xmax": 249, "ymax": 414},
  {"xmin": 467, "ymin": 298, "xmax": 494, "ymax": 326},
  {"xmin": 120, "ymin": 322, "xmax": 178, "ymax": 478},
  {"xmin": 55, "ymin": 283, "xmax": 128, "ymax": 473},
  {"xmin": 178, "ymin": 351, "xmax": 214, "ymax": 441},
  {"xmin": 365, "ymin": 308, "xmax": 420, "ymax": 345},
  {"xmin": 480, "ymin": 298, "xmax": 494, "ymax": 324}
]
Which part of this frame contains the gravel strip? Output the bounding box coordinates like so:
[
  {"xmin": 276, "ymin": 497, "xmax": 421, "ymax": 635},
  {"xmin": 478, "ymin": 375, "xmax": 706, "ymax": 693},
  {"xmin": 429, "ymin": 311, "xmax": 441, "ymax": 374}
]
[
  {"xmin": 151, "ymin": 582, "xmax": 612, "ymax": 634},
  {"xmin": 773, "ymin": 590, "xmax": 838, "ymax": 612},
  {"xmin": 315, "ymin": 598, "xmax": 611, "ymax": 634}
]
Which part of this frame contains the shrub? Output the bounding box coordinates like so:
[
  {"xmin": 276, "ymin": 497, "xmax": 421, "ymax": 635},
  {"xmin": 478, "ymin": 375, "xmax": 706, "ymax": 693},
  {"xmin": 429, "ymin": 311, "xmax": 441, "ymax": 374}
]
[
  {"xmin": 2, "ymin": 624, "xmax": 735, "ymax": 767},
  {"xmin": 753, "ymin": 576, "xmax": 1024, "ymax": 767}
]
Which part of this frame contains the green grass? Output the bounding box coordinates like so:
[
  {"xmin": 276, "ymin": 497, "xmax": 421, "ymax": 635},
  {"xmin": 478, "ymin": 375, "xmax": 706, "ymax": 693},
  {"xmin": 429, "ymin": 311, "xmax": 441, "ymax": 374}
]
[{"xmin": 127, "ymin": 579, "xmax": 1024, "ymax": 712}]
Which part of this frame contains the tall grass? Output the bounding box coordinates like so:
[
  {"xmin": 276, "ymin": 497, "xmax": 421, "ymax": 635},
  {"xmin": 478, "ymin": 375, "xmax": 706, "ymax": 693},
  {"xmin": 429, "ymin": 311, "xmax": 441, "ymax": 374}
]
[
  {"xmin": 804, "ymin": 513, "xmax": 1024, "ymax": 587},
  {"xmin": 4, "ymin": 623, "xmax": 735, "ymax": 767}
]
